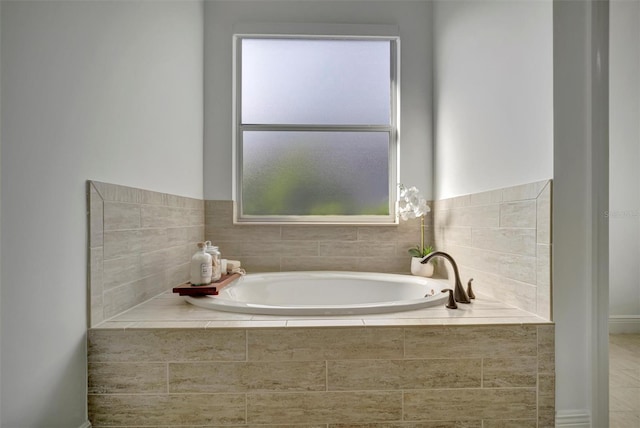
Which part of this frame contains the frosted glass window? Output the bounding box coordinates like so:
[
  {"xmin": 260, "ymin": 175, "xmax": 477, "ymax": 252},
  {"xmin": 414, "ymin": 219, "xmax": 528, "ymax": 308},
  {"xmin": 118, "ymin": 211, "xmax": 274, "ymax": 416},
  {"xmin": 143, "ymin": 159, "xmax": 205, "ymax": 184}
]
[
  {"xmin": 242, "ymin": 131, "xmax": 390, "ymax": 216},
  {"xmin": 241, "ymin": 39, "xmax": 391, "ymax": 125},
  {"xmin": 235, "ymin": 35, "xmax": 398, "ymax": 223}
]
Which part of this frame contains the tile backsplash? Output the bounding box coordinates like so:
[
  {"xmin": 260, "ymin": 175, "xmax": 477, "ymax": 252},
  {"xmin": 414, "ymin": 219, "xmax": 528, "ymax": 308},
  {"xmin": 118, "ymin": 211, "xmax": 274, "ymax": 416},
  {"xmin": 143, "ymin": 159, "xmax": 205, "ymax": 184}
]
[
  {"xmin": 88, "ymin": 179, "xmax": 552, "ymax": 324},
  {"xmin": 433, "ymin": 180, "xmax": 552, "ymax": 319},
  {"xmin": 204, "ymin": 200, "xmax": 431, "ymax": 274},
  {"xmin": 205, "ymin": 181, "xmax": 552, "ymax": 319},
  {"xmin": 88, "ymin": 181, "xmax": 204, "ymax": 327}
]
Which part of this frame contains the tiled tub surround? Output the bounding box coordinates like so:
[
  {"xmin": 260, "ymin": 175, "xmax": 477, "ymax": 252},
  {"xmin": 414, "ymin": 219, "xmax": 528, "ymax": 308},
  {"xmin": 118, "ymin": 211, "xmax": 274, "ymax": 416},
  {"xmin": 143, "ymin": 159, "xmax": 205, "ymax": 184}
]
[
  {"xmin": 88, "ymin": 309, "xmax": 555, "ymax": 427},
  {"xmin": 88, "ymin": 181, "xmax": 204, "ymax": 326},
  {"xmin": 205, "ymin": 200, "xmax": 434, "ymax": 274},
  {"xmin": 88, "ymin": 182, "xmax": 434, "ymax": 327},
  {"xmin": 203, "ymin": 180, "xmax": 551, "ymax": 319},
  {"xmin": 433, "ymin": 180, "xmax": 552, "ymax": 320},
  {"xmin": 87, "ymin": 180, "xmax": 555, "ymax": 426},
  {"xmin": 88, "ymin": 179, "xmax": 551, "ymax": 326}
]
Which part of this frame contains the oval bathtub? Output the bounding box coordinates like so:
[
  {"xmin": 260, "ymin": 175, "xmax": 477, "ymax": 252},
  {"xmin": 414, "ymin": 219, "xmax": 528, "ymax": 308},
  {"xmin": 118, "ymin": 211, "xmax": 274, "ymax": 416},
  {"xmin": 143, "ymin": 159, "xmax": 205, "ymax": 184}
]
[{"xmin": 185, "ymin": 271, "xmax": 449, "ymax": 315}]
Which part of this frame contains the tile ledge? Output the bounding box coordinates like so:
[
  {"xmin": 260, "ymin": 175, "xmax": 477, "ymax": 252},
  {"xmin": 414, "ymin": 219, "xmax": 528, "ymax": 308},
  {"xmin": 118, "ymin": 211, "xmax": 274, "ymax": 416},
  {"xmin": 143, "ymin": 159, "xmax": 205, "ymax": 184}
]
[{"xmin": 91, "ymin": 285, "xmax": 552, "ymax": 330}]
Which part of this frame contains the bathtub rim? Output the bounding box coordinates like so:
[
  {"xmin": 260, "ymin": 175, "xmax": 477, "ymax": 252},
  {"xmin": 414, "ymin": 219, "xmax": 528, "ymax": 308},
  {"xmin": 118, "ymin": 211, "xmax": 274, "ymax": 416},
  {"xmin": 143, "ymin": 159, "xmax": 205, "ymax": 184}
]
[{"xmin": 184, "ymin": 271, "xmax": 450, "ymax": 316}]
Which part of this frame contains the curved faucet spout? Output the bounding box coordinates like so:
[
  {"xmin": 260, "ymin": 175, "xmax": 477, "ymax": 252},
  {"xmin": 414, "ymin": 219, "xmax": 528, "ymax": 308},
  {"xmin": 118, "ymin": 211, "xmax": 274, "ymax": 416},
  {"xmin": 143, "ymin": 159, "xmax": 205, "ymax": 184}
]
[{"xmin": 421, "ymin": 251, "xmax": 471, "ymax": 303}]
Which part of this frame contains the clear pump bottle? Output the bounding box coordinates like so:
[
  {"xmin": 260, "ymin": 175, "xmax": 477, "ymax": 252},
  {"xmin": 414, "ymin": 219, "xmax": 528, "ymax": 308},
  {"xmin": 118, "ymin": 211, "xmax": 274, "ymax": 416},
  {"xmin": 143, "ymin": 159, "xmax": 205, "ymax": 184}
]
[{"xmin": 204, "ymin": 241, "xmax": 222, "ymax": 281}]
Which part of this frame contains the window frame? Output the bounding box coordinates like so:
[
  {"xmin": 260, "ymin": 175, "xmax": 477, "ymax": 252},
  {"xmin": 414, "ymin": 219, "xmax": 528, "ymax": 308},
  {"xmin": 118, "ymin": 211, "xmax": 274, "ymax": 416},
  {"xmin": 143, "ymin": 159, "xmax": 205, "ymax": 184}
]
[{"xmin": 232, "ymin": 31, "xmax": 400, "ymax": 225}]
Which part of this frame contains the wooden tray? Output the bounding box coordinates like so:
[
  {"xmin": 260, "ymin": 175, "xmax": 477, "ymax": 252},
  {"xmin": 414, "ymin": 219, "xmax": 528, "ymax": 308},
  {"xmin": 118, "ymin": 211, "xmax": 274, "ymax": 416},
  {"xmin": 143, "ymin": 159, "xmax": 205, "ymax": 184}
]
[{"xmin": 172, "ymin": 273, "xmax": 242, "ymax": 296}]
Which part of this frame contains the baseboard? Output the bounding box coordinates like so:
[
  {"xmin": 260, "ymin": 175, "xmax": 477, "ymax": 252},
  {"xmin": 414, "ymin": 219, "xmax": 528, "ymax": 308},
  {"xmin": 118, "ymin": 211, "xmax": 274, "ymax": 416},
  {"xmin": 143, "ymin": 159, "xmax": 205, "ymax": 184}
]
[
  {"xmin": 556, "ymin": 410, "xmax": 591, "ymax": 427},
  {"xmin": 609, "ymin": 315, "xmax": 640, "ymax": 334},
  {"xmin": 78, "ymin": 421, "xmax": 91, "ymax": 428}
]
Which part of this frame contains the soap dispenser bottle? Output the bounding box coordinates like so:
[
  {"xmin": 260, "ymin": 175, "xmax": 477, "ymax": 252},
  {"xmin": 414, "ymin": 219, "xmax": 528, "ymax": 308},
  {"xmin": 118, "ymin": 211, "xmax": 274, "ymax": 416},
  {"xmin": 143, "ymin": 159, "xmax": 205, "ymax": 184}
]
[{"xmin": 190, "ymin": 242, "xmax": 212, "ymax": 286}]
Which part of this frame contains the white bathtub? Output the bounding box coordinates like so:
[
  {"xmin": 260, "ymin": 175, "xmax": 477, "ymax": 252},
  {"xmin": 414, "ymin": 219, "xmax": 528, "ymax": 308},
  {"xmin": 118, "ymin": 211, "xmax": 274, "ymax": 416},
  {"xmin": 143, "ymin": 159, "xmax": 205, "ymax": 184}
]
[{"xmin": 185, "ymin": 271, "xmax": 449, "ymax": 315}]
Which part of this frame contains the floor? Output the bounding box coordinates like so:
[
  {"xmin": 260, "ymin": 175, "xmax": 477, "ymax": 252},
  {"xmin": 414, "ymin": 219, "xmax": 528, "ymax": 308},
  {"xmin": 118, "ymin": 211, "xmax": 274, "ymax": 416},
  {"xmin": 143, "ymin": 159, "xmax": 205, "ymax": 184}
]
[{"xmin": 610, "ymin": 334, "xmax": 640, "ymax": 427}]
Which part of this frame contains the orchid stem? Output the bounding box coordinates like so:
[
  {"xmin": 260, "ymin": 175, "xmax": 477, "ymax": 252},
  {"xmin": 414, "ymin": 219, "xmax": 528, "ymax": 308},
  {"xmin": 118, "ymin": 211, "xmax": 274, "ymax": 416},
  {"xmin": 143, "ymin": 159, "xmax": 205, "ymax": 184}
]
[{"xmin": 420, "ymin": 215, "xmax": 425, "ymax": 256}]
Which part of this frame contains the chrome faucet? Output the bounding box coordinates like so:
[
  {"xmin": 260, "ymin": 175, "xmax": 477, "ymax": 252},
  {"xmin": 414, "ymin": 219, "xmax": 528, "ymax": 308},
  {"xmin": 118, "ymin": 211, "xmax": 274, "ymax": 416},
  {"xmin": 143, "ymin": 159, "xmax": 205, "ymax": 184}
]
[{"xmin": 421, "ymin": 251, "xmax": 471, "ymax": 303}]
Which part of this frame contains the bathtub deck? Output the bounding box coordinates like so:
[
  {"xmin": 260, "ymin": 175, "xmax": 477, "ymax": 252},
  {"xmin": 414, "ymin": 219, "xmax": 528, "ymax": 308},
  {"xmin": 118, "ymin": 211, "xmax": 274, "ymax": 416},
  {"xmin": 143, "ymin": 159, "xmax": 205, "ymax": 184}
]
[{"xmin": 94, "ymin": 278, "xmax": 550, "ymax": 329}]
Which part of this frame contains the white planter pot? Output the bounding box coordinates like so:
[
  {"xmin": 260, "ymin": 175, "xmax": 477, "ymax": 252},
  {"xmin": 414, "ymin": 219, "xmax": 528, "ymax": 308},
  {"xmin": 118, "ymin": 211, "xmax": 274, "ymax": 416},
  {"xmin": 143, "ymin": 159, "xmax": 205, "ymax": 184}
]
[{"xmin": 410, "ymin": 257, "xmax": 434, "ymax": 277}]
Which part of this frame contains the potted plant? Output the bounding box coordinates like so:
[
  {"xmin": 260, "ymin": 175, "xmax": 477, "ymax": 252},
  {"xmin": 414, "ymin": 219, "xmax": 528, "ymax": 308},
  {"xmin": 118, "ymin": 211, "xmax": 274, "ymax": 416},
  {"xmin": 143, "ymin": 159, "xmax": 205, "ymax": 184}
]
[
  {"xmin": 398, "ymin": 184, "xmax": 436, "ymax": 277},
  {"xmin": 408, "ymin": 244, "xmax": 436, "ymax": 277}
]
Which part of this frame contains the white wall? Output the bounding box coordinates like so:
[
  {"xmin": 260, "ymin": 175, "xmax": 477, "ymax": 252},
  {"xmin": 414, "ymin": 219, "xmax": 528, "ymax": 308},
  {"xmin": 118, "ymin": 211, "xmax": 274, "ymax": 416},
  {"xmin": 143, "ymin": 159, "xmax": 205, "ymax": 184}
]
[
  {"xmin": 432, "ymin": 0, "xmax": 553, "ymax": 199},
  {"xmin": 0, "ymin": 1, "xmax": 203, "ymax": 426},
  {"xmin": 204, "ymin": 0, "xmax": 434, "ymax": 200},
  {"xmin": 0, "ymin": 4, "xmax": 3, "ymax": 425},
  {"xmin": 609, "ymin": 0, "xmax": 640, "ymax": 330}
]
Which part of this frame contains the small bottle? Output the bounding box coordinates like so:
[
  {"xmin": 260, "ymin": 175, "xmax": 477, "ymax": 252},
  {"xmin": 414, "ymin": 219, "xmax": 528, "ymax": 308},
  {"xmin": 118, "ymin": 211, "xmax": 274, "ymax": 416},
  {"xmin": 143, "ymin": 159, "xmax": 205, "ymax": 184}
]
[
  {"xmin": 204, "ymin": 241, "xmax": 222, "ymax": 281},
  {"xmin": 190, "ymin": 242, "xmax": 212, "ymax": 285}
]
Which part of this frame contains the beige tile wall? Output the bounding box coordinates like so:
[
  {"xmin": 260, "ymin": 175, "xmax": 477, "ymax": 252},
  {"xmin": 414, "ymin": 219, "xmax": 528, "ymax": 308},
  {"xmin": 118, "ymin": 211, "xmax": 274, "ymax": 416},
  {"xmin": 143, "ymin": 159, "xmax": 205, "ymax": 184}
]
[
  {"xmin": 433, "ymin": 180, "xmax": 552, "ymax": 320},
  {"xmin": 88, "ymin": 182, "xmax": 432, "ymax": 326},
  {"xmin": 88, "ymin": 181, "xmax": 204, "ymax": 326},
  {"xmin": 89, "ymin": 180, "xmax": 551, "ymax": 325},
  {"xmin": 88, "ymin": 324, "xmax": 554, "ymax": 427},
  {"xmin": 204, "ymin": 201, "xmax": 433, "ymax": 274}
]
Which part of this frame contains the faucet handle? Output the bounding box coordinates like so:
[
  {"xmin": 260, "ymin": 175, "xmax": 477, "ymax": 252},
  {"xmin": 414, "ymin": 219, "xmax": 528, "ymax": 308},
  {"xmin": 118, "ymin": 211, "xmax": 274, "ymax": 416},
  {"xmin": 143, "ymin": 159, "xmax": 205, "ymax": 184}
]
[
  {"xmin": 467, "ymin": 278, "xmax": 476, "ymax": 300},
  {"xmin": 441, "ymin": 288, "xmax": 458, "ymax": 309}
]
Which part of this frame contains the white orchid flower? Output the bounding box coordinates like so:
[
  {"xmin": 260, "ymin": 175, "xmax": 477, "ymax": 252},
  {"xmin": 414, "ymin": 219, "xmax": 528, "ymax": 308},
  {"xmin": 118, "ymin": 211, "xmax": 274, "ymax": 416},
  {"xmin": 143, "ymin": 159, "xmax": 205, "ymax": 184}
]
[
  {"xmin": 397, "ymin": 183, "xmax": 433, "ymax": 258},
  {"xmin": 397, "ymin": 184, "xmax": 430, "ymax": 220}
]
